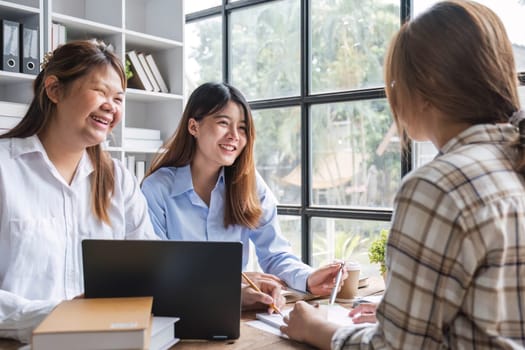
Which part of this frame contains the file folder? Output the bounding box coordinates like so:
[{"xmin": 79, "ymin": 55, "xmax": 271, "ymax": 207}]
[
  {"xmin": 20, "ymin": 24, "xmax": 39, "ymax": 75},
  {"xmin": 1, "ymin": 20, "xmax": 20, "ymax": 72}
]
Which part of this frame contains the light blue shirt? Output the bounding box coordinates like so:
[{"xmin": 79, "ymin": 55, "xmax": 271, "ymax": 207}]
[{"xmin": 141, "ymin": 164, "xmax": 312, "ymax": 291}]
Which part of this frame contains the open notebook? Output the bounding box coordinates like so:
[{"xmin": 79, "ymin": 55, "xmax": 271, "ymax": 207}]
[{"xmin": 255, "ymin": 304, "xmax": 354, "ymax": 330}]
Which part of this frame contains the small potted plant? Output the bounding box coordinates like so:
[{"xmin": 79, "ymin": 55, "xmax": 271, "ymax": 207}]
[{"xmin": 368, "ymin": 229, "xmax": 389, "ymax": 279}]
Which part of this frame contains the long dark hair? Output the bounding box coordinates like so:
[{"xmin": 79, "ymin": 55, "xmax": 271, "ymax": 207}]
[
  {"xmin": 1, "ymin": 39, "xmax": 126, "ymax": 225},
  {"xmin": 145, "ymin": 82, "xmax": 262, "ymax": 228}
]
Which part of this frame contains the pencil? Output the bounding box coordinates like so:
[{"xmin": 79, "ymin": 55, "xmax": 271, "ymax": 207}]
[
  {"xmin": 241, "ymin": 272, "xmax": 284, "ymax": 316},
  {"xmin": 328, "ymin": 262, "xmax": 345, "ymax": 305}
]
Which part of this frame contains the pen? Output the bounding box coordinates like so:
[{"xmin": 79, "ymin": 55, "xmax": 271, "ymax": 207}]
[
  {"xmin": 241, "ymin": 272, "xmax": 284, "ymax": 317},
  {"xmin": 328, "ymin": 262, "xmax": 345, "ymax": 305}
]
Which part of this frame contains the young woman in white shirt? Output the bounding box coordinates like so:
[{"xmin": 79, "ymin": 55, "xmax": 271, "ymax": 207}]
[{"xmin": 0, "ymin": 40, "xmax": 157, "ymax": 343}]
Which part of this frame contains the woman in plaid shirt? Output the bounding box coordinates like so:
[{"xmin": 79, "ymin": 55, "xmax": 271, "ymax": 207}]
[{"xmin": 282, "ymin": 1, "xmax": 525, "ymax": 349}]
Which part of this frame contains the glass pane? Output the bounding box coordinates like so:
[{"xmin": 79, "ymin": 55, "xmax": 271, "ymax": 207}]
[
  {"xmin": 413, "ymin": 0, "xmax": 525, "ymax": 72},
  {"xmin": 310, "ymin": 217, "xmax": 390, "ymax": 278},
  {"xmin": 229, "ymin": 0, "xmax": 300, "ymax": 100},
  {"xmin": 310, "ymin": 100, "xmax": 401, "ymax": 208},
  {"xmin": 184, "ymin": 16, "xmax": 222, "ymax": 97},
  {"xmin": 310, "ymin": 0, "xmax": 400, "ymax": 94},
  {"xmin": 246, "ymin": 215, "xmax": 302, "ymax": 271},
  {"xmin": 184, "ymin": 0, "xmax": 221, "ymax": 14},
  {"xmin": 520, "ymin": 86, "xmax": 525, "ymax": 105},
  {"xmin": 253, "ymin": 107, "xmax": 301, "ymax": 205},
  {"xmin": 412, "ymin": 141, "xmax": 438, "ymax": 169}
]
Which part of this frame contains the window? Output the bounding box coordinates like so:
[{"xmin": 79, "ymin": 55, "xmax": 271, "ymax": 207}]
[{"xmin": 184, "ymin": 0, "xmax": 525, "ymax": 277}]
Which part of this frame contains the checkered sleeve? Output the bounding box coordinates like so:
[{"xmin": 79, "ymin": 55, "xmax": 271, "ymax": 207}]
[{"xmin": 332, "ymin": 174, "xmax": 478, "ymax": 349}]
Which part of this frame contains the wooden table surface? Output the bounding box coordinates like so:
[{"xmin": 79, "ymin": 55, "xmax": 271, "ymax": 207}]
[{"xmin": 0, "ymin": 277, "xmax": 384, "ymax": 350}]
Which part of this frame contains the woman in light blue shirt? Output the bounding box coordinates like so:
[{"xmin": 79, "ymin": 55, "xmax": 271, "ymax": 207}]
[{"xmin": 142, "ymin": 82, "xmax": 346, "ymax": 311}]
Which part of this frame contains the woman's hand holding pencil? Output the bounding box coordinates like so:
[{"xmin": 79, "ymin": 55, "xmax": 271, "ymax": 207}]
[{"xmin": 241, "ymin": 272, "xmax": 286, "ymax": 315}]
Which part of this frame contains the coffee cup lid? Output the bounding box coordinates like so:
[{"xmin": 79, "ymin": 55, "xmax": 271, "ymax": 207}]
[{"xmin": 344, "ymin": 261, "xmax": 360, "ymax": 270}]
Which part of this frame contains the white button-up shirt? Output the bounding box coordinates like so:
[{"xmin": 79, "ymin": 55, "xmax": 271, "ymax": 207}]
[{"xmin": 0, "ymin": 135, "xmax": 157, "ymax": 342}]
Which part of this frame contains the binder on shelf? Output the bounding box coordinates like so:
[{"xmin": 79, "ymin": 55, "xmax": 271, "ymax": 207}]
[
  {"xmin": 138, "ymin": 52, "xmax": 160, "ymax": 92},
  {"xmin": 1, "ymin": 19, "xmax": 20, "ymax": 72},
  {"xmin": 20, "ymin": 24, "xmax": 39, "ymax": 75},
  {"xmin": 126, "ymin": 50, "xmax": 153, "ymax": 91},
  {"xmin": 145, "ymin": 54, "xmax": 169, "ymax": 93}
]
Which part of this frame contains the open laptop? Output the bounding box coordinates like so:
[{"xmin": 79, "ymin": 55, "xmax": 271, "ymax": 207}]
[{"xmin": 82, "ymin": 239, "xmax": 242, "ymax": 340}]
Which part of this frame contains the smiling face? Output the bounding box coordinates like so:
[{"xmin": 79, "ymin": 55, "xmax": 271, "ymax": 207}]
[
  {"xmin": 188, "ymin": 100, "xmax": 247, "ymax": 172},
  {"xmin": 45, "ymin": 65, "xmax": 124, "ymax": 151}
]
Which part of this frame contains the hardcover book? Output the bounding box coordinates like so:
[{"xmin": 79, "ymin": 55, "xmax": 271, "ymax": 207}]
[{"xmin": 32, "ymin": 296, "xmax": 153, "ymax": 350}]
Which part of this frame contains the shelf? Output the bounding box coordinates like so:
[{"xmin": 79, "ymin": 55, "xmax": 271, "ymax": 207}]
[
  {"xmin": 0, "ymin": 70, "xmax": 36, "ymax": 84},
  {"xmin": 52, "ymin": 13, "xmax": 122, "ymax": 37},
  {"xmin": 126, "ymin": 89, "xmax": 183, "ymax": 102},
  {"xmin": 125, "ymin": 30, "xmax": 182, "ymax": 50},
  {"xmin": 0, "ymin": 1, "xmax": 39, "ymax": 15},
  {"xmin": 0, "ymin": 0, "xmax": 184, "ymax": 161}
]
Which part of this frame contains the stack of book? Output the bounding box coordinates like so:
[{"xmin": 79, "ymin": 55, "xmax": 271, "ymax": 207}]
[
  {"xmin": 0, "ymin": 101, "xmax": 28, "ymax": 134},
  {"xmin": 123, "ymin": 127, "xmax": 163, "ymax": 151},
  {"xmin": 32, "ymin": 296, "xmax": 180, "ymax": 350},
  {"xmin": 126, "ymin": 50, "xmax": 169, "ymax": 93}
]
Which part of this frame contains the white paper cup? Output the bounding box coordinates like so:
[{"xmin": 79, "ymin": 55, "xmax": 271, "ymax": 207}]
[{"xmin": 336, "ymin": 261, "xmax": 360, "ymax": 301}]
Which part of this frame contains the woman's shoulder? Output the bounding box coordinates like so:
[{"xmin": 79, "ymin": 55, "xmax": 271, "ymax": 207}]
[{"xmin": 141, "ymin": 166, "xmax": 182, "ymax": 191}]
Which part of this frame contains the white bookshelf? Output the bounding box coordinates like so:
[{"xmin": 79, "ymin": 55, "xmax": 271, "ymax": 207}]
[{"xmin": 0, "ymin": 0, "xmax": 184, "ymax": 173}]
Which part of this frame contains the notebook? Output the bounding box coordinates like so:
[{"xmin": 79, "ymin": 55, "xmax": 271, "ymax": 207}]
[{"xmin": 82, "ymin": 239, "xmax": 242, "ymax": 340}]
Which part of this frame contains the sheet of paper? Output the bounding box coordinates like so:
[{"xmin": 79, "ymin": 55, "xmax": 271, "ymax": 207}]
[{"xmin": 253, "ymin": 303, "xmax": 354, "ymax": 336}]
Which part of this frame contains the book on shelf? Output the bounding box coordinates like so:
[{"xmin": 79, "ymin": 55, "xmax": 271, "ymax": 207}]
[
  {"xmin": 0, "ymin": 101, "xmax": 28, "ymax": 117},
  {"xmin": 126, "ymin": 50, "xmax": 154, "ymax": 92},
  {"xmin": 145, "ymin": 54, "xmax": 169, "ymax": 93},
  {"xmin": 124, "ymin": 127, "xmax": 161, "ymax": 140},
  {"xmin": 123, "ymin": 138, "xmax": 163, "ymax": 150},
  {"xmin": 150, "ymin": 316, "xmax": 180, "ymax": 350},
  {"xmin": 126, "ymin": 155, "xmax": 136, "ymax": 176},
  {"xmin": 32, "ymin": 296, "xmax": 153, "ymax": 350},
  {"xmin": 138, "ymin": 52, "xmax": 160, "ymax": 92},
  {"xmin": 51, "ymin": 23, "xmax": 66, "ymax": 51},
  {"xmin": 136, "ymin": 160, "xmax": 146, "ymax": 182}
]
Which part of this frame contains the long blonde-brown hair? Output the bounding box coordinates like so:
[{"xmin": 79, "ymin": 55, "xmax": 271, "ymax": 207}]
[
  {"xmin": 384, "ymin": 0, "xmax": 521, "ymax": 166},
  {"xmin": 0, "ymin": 40, "xmax": 126, "ymax": 225},
  {"xmin": 144, "ymin": 82, "xmax": 262, "ymax": 228}
]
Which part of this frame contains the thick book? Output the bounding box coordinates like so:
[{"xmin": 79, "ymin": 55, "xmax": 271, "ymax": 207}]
[
  {"xmin": 150, "ymin": 316, "xmax": 180, "ymax": 350},
  {"xmin": 32, "ymin": 296, "xmax": 153, "ymax": 350},
  {"xmin": 0, "ymin": 116, "xmax": 22, "ymax": 129},
  {"xmin": 0, "ymin": 101, "xmax": 28, "ymax": 116},
  {"xmin": 124, "ymin": 127, "xmax": 161, "ymax": 140},
  {"xmin": 122, "ymin": 138, "xmax": 163, "ymax": 150},
  {"xmin": 126, "ymin": 50, "xmax": 154, "ymax": 91}
]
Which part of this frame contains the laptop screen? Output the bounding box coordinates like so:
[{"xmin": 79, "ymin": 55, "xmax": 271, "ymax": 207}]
[{"xmin": 82, "ymin": 239, "xmax": 242, "ymax": 340}]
